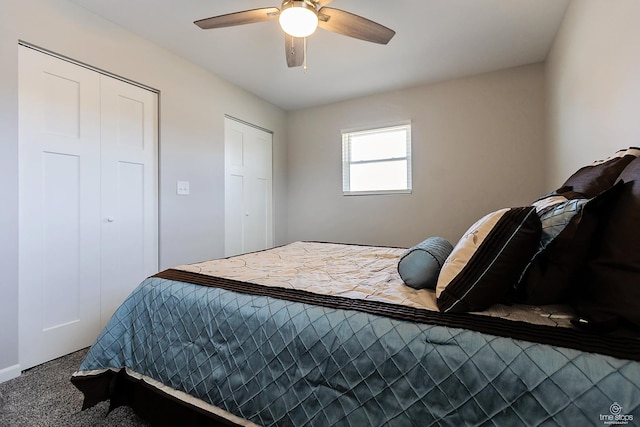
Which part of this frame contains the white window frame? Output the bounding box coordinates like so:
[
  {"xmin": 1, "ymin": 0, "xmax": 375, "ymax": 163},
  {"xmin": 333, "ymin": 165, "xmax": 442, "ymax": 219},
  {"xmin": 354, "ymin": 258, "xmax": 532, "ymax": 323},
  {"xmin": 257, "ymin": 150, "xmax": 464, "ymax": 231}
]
[{"xmin": 342, "ymin": 121, "xmax": 412, "ymax": 196}]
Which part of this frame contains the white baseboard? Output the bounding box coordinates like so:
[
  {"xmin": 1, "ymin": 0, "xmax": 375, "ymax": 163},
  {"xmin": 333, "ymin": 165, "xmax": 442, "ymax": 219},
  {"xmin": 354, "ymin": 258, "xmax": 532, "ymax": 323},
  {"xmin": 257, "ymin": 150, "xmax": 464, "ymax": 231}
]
[{"xmin": 0, "ymin": 364, "xmax": 22, "ymax": 384}]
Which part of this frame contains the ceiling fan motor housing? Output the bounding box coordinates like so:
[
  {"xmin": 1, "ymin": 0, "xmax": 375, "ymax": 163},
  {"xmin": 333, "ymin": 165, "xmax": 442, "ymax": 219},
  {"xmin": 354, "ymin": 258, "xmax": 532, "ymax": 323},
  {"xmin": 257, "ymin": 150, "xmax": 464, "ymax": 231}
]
[{"xmin": 281, "ymin": 0, "xmax": 318, "ymax": 13}]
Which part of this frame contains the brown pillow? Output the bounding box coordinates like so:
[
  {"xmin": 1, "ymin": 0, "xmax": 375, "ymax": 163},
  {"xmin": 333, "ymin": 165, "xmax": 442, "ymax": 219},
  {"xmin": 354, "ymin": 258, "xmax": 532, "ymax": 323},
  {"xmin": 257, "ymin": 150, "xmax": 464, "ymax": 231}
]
[
  {"xmin": 515, "ymin": 183, "xmax": 624, "ymax": 305},
  {"xmin": 572, "ymin": 157, "xmax": 640, "ymax": 332},
  {"xmin": 557, "ymin": 147, "xmax": 639, "ymax": 199},
  {"xmin": 436, "ymin": 207, "xmax": 541, "ymax": 313}
]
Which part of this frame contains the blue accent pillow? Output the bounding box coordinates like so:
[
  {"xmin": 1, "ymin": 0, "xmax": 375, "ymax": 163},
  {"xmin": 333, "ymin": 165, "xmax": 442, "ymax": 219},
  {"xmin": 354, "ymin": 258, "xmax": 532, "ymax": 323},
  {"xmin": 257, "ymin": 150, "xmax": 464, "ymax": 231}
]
[{"xmin": 398, "ymin": 237, "xmax": 453, "ymax": 290}]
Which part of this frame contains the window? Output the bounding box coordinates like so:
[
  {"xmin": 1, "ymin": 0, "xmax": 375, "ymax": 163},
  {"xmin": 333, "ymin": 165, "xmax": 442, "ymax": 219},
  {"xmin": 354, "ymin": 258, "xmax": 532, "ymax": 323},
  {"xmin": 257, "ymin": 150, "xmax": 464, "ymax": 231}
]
[{"xmin": 342, "ymin": 122, "xmax": 412, "ymax": 195}]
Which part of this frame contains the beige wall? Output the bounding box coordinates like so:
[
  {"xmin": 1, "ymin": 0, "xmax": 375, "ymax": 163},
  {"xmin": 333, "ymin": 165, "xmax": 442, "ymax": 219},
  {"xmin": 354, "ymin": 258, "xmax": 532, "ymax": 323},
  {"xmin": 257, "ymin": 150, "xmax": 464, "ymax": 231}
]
[
  {"xmin": 9, "ymin": 0, "xmax": 622, "ymax": 381},
  {"xmin": 0, "ymin": 0, "xmax": 287, "ymax": 378},
  {"xmin": 287, "ymin": 64, "xmax": 547, "ymax": 248},
  {"xmin": 546, "ymin": 0, "xmax": 640, "ymax": 188}
]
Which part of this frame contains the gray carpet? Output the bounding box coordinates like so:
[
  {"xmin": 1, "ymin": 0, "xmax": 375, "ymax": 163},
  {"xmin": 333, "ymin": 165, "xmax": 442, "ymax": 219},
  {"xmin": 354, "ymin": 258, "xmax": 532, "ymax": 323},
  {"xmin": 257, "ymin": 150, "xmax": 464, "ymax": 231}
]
[{"xmin": 0, "ymin": 349, "xmax": 148, "ymax": 427}]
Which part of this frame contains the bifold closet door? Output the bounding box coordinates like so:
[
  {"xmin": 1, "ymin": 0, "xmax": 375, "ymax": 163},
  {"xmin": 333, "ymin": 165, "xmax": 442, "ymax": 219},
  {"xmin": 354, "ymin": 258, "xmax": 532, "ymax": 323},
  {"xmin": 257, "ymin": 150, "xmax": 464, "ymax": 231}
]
[
  {"xmin": 224, "ymin": 117, "xmax": 273, "ymax": 257},
  {"xmin": 18, "ymin": 46, "xmax": 158, "ymax": 369}
]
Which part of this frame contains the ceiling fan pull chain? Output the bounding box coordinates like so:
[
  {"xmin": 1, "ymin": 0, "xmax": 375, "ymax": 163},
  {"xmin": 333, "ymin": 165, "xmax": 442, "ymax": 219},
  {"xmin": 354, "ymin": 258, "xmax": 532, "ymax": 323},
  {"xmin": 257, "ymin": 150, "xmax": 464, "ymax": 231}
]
[{"xmin": 304, "ymin": 37, "xmax": 308, "ymax": 73}]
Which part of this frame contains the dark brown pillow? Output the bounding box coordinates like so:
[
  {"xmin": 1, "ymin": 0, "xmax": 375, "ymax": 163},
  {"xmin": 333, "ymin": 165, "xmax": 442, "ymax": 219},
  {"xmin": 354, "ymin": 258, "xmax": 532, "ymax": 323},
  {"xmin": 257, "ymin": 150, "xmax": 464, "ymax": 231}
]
[
  {"xmin": 572, "ymin": 157, "xmax": 640, "ymax": 332},
  {"xmin": 557, "ymin": 147, "xmax": 639, "ymax": 199},
  {"xmin": 515, "ymin": 183, "xmax": 624, "ymax": 305}
]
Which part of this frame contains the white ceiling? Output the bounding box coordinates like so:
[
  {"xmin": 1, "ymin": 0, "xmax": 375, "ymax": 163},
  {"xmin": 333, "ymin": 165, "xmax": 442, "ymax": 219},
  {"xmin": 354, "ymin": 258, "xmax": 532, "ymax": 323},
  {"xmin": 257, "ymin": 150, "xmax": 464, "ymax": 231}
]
[{"xmin": 70, "ymin": 0, "xmax": 570, "ymax": 111}]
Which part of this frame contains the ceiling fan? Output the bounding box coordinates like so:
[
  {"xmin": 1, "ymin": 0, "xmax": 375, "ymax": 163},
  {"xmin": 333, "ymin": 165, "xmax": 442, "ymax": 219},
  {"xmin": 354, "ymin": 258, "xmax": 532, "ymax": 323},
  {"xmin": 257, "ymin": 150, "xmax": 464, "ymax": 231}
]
[{"xmin": 194, "ymin": 0, "xmax": 395, "ymax": 69}]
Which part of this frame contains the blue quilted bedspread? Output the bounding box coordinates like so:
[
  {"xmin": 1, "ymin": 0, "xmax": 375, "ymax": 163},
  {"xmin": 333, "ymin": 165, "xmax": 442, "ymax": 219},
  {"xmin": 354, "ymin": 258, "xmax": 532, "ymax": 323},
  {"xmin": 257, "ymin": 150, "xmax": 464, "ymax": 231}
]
[{"xmin": 77, "ymin": 276, "xmax": 640, "ymax": 426}]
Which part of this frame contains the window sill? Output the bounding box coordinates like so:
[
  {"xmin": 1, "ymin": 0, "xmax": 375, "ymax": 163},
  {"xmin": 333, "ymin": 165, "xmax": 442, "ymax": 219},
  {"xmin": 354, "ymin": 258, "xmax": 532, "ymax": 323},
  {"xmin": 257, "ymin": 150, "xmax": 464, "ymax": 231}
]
[{"xmin": 343, "ymin": 189, "xmax": 412, "ymax": 196}]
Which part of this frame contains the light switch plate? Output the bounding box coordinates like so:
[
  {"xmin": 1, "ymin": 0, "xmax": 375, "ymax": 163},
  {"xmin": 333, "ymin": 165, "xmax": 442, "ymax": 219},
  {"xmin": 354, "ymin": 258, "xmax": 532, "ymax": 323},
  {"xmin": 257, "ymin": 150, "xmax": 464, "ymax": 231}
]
[{"xmin": 177, "ymin": 180, "xmax": 190, "ymax": 195}]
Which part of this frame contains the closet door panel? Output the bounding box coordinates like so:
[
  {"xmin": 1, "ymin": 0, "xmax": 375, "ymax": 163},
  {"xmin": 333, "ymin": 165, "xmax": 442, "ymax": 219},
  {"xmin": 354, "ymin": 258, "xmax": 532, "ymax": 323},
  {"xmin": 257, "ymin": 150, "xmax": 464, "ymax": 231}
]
[
  {"xmin": 19, "ymin": 46, "xmax": 102, "ymax": 370},
  {"xmin": 99, "ymin": 77, "xmax": 158, "ymax": 327},
  {"xmin": 41, "ymin": 153, "xmax": 81, "ymax": 328}
]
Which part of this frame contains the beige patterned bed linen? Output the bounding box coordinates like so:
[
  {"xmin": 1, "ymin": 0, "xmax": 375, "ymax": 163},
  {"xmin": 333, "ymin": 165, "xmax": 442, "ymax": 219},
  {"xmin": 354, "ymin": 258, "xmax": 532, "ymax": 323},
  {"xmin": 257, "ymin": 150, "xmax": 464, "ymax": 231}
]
[{"xmin": 175, "ymin": 241, "xmax": 577, "ymax": 329}]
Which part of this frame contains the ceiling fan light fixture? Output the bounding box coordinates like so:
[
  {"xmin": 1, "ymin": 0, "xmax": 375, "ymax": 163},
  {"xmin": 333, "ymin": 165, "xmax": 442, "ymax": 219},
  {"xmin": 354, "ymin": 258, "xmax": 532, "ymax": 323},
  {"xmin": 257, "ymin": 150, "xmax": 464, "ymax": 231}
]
[{"xmin": 279, "ymin": 0, "xmax": 318, "ymax": 38}]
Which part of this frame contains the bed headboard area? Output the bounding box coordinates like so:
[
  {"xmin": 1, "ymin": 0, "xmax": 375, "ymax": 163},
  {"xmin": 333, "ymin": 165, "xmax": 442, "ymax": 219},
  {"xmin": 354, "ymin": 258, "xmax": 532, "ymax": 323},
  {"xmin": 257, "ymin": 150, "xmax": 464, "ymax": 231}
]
[{"xmin": 418, "ymin": 147, "xmax": 640, "ymax": 336}]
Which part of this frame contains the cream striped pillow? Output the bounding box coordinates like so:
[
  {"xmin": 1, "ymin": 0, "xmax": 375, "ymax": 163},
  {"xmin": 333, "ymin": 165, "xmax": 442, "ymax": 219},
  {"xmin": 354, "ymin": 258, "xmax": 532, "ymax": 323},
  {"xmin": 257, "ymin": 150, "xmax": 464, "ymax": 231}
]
[{"xmin": 436, "ymin": 207, "xmax": 541, "ymax": 313}]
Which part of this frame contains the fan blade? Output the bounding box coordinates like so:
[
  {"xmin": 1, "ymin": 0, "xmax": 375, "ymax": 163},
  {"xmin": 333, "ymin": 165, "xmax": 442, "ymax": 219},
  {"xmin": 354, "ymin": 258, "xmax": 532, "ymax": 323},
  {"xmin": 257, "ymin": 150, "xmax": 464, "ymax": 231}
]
[
  {"xmin": 194, "ymin": 7, "xmax": 280, "ymax": 29},
  {"xmin": 285, "ymin": 35, "xmax": 304, "ymax": 67},
  {"xmin": 315, "ymin": 0, "xmax": 333, "ymax": 6},
  {"xmin": 318, "ymin": 7, "xmax": 395, "ymax": 44}
]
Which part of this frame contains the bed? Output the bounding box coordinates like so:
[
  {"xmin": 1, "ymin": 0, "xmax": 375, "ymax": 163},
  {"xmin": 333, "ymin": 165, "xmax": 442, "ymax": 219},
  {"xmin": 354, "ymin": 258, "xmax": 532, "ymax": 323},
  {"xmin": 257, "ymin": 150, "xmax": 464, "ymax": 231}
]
[
  {"xmin": 71, "ymin": 241, "xmax": 640, "ymax": 426},
  {"xmin": 73, "ymin": 148, "xmax": 640, "ymax": 426}
]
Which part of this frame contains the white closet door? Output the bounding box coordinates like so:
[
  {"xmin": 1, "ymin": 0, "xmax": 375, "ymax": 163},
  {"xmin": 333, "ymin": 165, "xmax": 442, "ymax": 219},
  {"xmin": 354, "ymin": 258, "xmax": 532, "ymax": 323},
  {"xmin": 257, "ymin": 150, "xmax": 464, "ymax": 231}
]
[
  {"xmin": 18, "ymin": 46, "xmax": 159, "ymax": 369},
  {"xmin": 100, "ymin": 77, "xmax": 158, "ymax": 328},
  {"xmin": 224, "ymin": 117, "xmax": 273, "ymax": 257},
  {"xmin": 19, "ymin": 46, "xmax": 102, "ymax": 369}
]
